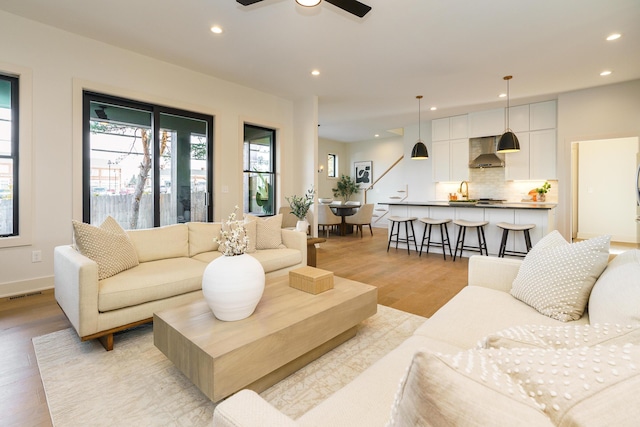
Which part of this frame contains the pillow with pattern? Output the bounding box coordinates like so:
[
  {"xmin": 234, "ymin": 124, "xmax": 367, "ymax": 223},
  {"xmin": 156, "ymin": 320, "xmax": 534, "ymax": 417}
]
[
  {"xmin": 72, "ymin": 216, "xmax": 139, "ymax": 280},
  {"xmin": 510, "ymin": 231, "xmax": 610, "ymax": 321},
  {"xmin": 244, "ymin": 214, "xmax": 285, "ymax": 250}
]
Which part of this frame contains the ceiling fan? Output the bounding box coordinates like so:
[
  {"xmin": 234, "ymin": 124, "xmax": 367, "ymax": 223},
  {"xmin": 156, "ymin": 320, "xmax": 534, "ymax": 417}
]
[{"xmin": 237, "ymin": 0, "xmax": 372, "ymax": 18}]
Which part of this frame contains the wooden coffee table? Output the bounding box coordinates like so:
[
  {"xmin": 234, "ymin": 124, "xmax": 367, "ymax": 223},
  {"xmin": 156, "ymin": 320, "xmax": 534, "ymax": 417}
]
[{"xmin": 153, "ymin": 274, "xmax": 377, "ymax": 402}]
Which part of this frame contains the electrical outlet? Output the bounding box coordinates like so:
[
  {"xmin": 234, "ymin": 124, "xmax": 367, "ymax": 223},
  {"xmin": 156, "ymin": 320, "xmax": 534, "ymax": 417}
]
[{"xmin": 32, "ymin": 250, "xmax": 42, "ymax": 263}]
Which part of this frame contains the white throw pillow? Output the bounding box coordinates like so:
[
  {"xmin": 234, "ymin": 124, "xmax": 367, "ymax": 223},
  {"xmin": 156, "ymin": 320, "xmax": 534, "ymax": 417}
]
[
  {"xmin": 72, "ymin": 216, "xmax": 139, "ymax": 280},
  {"xmin": 588, "ymin": 249, "xmax": 640, "ymax": 326},
  {"xmin": 387, "ymin": 349, "xmax": 549, "ymax": 427},
  {"xmin": 510, "ymin": 231, "xmax": 610, "ymax": 321}
]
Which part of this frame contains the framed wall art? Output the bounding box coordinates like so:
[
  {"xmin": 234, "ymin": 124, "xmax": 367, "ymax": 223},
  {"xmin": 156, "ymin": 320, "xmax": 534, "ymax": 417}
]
[{"xmin": 354, "ymin": 161, "xmax": 372, "ymax": 189}]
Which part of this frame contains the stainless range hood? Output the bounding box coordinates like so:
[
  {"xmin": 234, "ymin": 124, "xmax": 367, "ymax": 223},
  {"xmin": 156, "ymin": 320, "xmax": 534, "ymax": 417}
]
[{"xmin": 469, "ymin": 136, "xmax": 504, "ymax": 168}]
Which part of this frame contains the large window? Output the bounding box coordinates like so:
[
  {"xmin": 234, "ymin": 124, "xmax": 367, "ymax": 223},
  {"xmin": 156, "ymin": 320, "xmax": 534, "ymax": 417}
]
[
  {"xmin": 243, "ymin": 124, "xmax": 275, "ymax": 216},
  {"xmin": 83, "ymin": 92, "xmax": 213, "ymax": 229},
  {"xmin": 0, "ymin": 74, "xmax": 18, "ymax": 237}
]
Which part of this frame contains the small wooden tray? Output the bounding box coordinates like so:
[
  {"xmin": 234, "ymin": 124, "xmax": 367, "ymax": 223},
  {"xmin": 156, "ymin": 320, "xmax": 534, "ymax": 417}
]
[{"xmin": 289, "ymin": 266, "xmax": 334, "ymax": 295}]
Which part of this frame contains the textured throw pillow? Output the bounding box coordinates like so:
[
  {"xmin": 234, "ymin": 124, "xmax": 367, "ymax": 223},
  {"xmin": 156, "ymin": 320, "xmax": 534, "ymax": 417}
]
[
  {"xmin": 501, "ymin": 342, "xmax": 640, "ymax": 426},
  {"xmin": 72, "ymin": 216, "xmax": 139, "ymax": 280},
  {"xmin": 387, "ymin": 349, "xmax": 548, "ymax": 427},
  {"xmin": 245, "ymin": 214, "xmax": 285, "ymax": 250},
  {"xmin": 479, "ymin": 323, "xmax": 640, "ymax": 351},
  {"xmin": 588, "ymin": 249, "xmax": 640, "ymax": 326},
  {"xmin": 510, "ymin": 231, "xmax": 610, "ymax": 321}
]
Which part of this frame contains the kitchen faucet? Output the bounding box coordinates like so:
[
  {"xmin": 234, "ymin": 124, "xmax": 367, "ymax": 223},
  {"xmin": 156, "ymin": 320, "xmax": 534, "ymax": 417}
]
[{"xmin": 459, "ymin": 181, "xmax": 469, "ymax": 199}]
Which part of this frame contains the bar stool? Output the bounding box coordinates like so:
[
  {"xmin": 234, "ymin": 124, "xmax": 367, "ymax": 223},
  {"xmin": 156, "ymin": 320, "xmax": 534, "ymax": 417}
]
[
  {"xmin": 452, "ymin": 219, "xmax": 489, "ymax": 261},
  {"xmin": 418, "ymin": 218, "xmax": 453, "ymax": 260},
  {"xmin": 496, "ymin": 222, "xmax": 535, "ymax": 257},
  {"xmin": 387, "ymin": 216, "xmax": 418, "ymax": 255}
]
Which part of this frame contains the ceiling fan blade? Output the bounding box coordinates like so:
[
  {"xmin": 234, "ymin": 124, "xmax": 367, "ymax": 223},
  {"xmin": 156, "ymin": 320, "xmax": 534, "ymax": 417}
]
[
  {"xmin": 325, "ymin": 0, "xmax": 371, "ymax": 17},
  {"xmin": 236, "ymin": 0, "xmax": 264, "ymax": 6}
]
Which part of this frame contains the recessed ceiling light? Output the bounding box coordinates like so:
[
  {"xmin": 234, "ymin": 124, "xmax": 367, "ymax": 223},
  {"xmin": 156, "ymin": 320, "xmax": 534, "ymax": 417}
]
[
  {"xmin": 499, "ymin": 93, "xmax": 507, "ymax": 98},
  {"xmin": 311, "ymin": 70, "xmax": 320, "ymax": 76},
  {"xmin": 430, "ymin": 107, "xmax": 437, "ymax": 111},
  {"xmin": 600, "ymin": 70, "xmax": 612, "ymax": 76},
  {"xmin": 210, "ymin": 26, "xmax": 223, "ymax": 34},
  {"xmin": 374, "ymin": 134, "xmax": 380, "ymax": 138},
  {"xmin": 606, "ymin": 33, "xmax": 621, "ymax": 41}
]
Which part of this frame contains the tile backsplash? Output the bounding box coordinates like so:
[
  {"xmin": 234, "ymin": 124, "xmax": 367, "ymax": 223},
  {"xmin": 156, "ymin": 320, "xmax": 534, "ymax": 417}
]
[{"xmin": 435, "ymin": 167, "xmax": 557, "ymax": 203}]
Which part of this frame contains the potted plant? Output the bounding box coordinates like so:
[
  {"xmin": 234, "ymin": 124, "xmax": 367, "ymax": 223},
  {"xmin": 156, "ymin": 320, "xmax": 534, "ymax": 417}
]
[
  {"xmin": 286, "ymin": 186, "xmax": 315, "ymax": 232},
  {"xmin": 535, "ymin": 181, "xmax": 551, "ymax": 202},
  {"xmin": 332, "ymin": 174, "xmax": 359, "ymax": 203}
]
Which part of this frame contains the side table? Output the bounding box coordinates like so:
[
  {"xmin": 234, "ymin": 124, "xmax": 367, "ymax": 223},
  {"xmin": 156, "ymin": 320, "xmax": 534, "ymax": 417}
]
[{"xmin": 306, "ymin": 237, "xmax": 326, "ymax": 267}]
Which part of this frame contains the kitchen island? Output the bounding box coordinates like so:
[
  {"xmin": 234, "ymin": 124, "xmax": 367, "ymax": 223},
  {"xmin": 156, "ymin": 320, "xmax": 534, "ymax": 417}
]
[{"xmin": 382, "ymin": 201, "xmax": 556, "ymax": 258}]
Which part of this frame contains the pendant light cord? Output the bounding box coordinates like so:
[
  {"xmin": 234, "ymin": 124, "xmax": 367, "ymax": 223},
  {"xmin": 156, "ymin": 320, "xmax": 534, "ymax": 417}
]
[
  {"xmin": 417, "ymin": 95, "xmax": 423, "ymax": 141},
  {"xmin": 504, "ymin": 75, "xmax": 512, "ymax": 131}
]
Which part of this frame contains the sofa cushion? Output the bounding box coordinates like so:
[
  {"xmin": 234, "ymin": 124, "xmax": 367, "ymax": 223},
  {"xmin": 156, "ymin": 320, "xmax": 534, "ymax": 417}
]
[
  {"xmin": 413, "ymin": 286, "xmax": 588, "ymax": 350},
  {"xmin": 187, "ymin": 222, "xmax": 221, "ymax": 256},
  {"xmin": 127, "ymin": 223, "xmax": 189, "ymax": 262},
  {"xmin": 588, "ymin": 249, "xmax": 640, "ymax": 326},
  {"xmin": 245, "ymin": 214, "xmax": 285, "ymax": 250},
  {"xmin": 248, "ymin": 248, "xmax": 302, "ymax": 274},
  {"xmin": 510, "ymin": 231, "xmax": 610, "ymax": 322},
  {"xmin": 388, "ymin": 349, "xmax": 550, "ymax": 427},
  {"xmin": 72, "ymin": 216, "xmax": 139, "ymax": 280},
  {"xmin": 98, "ymin": 257, "xmax": 206, "ymax": 312}
]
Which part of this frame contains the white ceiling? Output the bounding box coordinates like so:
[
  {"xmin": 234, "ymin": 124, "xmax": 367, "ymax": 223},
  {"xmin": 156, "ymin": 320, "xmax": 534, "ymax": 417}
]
[{"xmin": 1, "ymin": 0, "xmax": 639, "ymax": 142}]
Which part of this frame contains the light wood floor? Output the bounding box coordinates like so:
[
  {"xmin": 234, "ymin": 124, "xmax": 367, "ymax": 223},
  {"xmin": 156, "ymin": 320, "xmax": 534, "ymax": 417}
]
[{"xmin": 0, "ymin": 229, "xmax": 469, "ymax": 426}]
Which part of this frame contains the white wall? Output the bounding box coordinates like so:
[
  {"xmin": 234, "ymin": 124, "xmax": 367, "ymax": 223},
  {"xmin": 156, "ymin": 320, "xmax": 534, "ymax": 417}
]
[
  {"xmin": 577, "ymin": 137, "xmax": 639, "ymax": 242},
  {"xmin": 557, "ymin": 79, "xmax": 640, "ymax": 240},
  {"xmin": 0, "ymin": 12, "xmax": 309, "ymax": 296}
]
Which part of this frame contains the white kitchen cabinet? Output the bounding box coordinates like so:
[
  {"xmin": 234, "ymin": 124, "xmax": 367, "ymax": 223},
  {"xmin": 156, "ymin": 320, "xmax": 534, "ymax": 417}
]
[
  {"xmin": 432, "ymin": 139, "xmax": 469, "ymax": 182},
  {"xmin": 468, "ymin": 108, "xmax": 504, "ymax": 137},
  {"xmin": 505, "ymin": 128, "xmax": 556, "ymax": 180},
  {"xmin": 508, "ymin": 105, "xmax": 529, "ymax": 133},
  {"xmin": 504, "ymin": 132, "xmax": 530, "ymax": 181},
  {"xmin": 530, "ymin": 100, "xmax": 556, "ymax": 130},
  {"xmin": 432, "ymin": 118, "xmax": 450, "ymax": 141},
  {"xmin": 529, "ymin": 129, "xmax": 557, "ymax": 180},
  {"xmin": 449, "ymin": 115, "xmax": 468, "ymax": 139}
]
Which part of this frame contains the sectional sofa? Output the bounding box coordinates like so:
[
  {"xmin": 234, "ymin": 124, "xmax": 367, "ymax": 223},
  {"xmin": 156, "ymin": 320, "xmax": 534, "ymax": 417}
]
[
  {"xmin": 214, "ymin": 233, "xmax": 640, "ymax": 426},
  {"xmin": 54, "ymin": 217, "xmax": 307, "ymax": 350}
]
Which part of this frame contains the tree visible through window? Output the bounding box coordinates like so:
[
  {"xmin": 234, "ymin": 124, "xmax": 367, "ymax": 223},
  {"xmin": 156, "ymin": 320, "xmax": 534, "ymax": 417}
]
[
  {"xmin": 83, "ymin": 92, "xmax": 213, "ymax": 229},
  {"xmin": 0, "ymin": 74, "xmax": 18, "ymax": 237}
]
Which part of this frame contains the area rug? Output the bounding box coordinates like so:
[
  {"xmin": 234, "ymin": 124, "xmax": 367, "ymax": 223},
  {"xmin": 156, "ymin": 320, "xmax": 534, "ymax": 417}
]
[{"xmin": 33, "ymin": 305, "xmax": 426, "ymax": 426}]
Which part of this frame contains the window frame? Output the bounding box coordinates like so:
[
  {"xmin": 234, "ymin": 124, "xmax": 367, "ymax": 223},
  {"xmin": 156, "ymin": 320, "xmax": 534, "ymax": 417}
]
[
  {"xmin": 0, "ymin": 73, "xmax": 19, "ymax": 237},
  {"xmin": 0, "ymin": 64, "xmax": 32, "ymax": 249},
  {"xmin": 82, "ymin": 91, "xmax": 214, "ymax": 227},
  {"xmin": 327, "ymin": 153, "xmax": 338, "ymax": 178},
  {"xmin": 243, "ymin": 124, "xmax": 276, "ymax": 217}
]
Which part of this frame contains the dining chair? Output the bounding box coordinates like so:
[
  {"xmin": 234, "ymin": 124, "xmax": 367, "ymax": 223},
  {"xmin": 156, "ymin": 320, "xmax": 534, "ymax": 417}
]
[
  {"xmin": 317, "ymin": 204, "xmax": 341, "ymax": 238},
  {"xmin": 345, "ymin": 203, "xmax": 374, "ymax": 238}
]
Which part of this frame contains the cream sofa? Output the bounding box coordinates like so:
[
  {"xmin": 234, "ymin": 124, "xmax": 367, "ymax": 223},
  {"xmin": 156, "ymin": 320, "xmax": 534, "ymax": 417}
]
[
  {"xmin": 54, "ymin": 221, "xmax": 307, "ymax": 350},
  {"xmin": 214, "ymin": 247, "xmax": 640, "ymax": 426}
]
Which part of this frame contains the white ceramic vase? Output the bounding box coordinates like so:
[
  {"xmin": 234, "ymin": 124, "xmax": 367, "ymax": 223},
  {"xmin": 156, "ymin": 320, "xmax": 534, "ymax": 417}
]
[
  {"xmin": 295, "ymin": 219, "xmax": 309, "ymax": 233},
  {"xmin": 202, "ymin": 253, "xmax": 265, "ymax": 321}
]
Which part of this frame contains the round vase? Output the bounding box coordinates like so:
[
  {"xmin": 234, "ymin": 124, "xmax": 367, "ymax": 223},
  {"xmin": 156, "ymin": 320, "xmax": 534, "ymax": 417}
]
[
  {"xmin": 538, "ymin": 193, "xmax": 546, "ymax": 202},
  {"xmin": 202, "ymin": 253, "xmax": 265, "ymax": 321},
  {"xmin": 295, "ymin": 219, "xmax": 309, "ymax": 233}
]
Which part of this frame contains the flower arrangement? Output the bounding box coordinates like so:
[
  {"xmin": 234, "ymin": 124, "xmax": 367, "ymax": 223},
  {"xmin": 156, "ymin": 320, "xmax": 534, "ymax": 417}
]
[
  {"xmin": 214, "ymin": 206, "xmax": 249, "ymax": 256},
  {"xmin": 286, "ymin": 186, "xmax": 315, "ymax": 220},
  {"xmin": 536, "ymin": 181, "xmax": 551, "ymax": 195}
]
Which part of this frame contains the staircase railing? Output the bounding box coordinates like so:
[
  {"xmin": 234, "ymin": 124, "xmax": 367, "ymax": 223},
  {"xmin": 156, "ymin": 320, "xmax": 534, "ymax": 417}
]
[{"xmin": 363, "ymin": 156, "xmax": 406, "ymax": 225}]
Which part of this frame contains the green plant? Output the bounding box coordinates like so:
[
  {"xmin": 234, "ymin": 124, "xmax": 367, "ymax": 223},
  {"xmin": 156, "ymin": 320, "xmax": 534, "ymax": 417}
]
[
  {"xmin": 536, "ymin": 181, "xmax": 551, "ymax": 195},
  {"xmin": 332, "ymin": 174, "xmax": 359, "ymax": 202},
  {"xmin": 254, "ymin": 169, "xmax": 273, "ymax": 214},
  {"xmin": 286, "ymin": 186, "xmax": 315, "ymax": 220}
]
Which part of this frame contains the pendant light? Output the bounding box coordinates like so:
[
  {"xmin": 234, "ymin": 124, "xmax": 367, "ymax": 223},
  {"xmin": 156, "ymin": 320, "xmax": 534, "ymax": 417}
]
[
  {"xmin": 497, "ymin": 75, "xmax": 520, "ymax": 153},
  {"xmin": 411, "ymin": 95, "xmax": 429, "ymax": 159}
]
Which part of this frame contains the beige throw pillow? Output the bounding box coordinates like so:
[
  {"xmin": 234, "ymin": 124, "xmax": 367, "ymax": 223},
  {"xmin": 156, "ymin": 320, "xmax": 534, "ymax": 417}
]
[
  {"xmin": 510, "ymin": 231, "xmax": 610, "ymax": 321},
  {"xmin": 387, "ymin": 349, "xmax": 548, "ymax": 427},
  {"xmin": 245, "ymin": 214, "xmax": 285, "ymax": 250},
  {"xmin": 72, "ymin": 216, "xmax": 139, "ymax": 280}
]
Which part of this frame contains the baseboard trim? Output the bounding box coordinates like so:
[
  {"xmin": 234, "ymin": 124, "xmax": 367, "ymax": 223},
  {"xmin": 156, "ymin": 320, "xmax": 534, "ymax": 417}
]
[{"xmin": 0, "ymin": 276, "xmax": 54, "ymax": 299}]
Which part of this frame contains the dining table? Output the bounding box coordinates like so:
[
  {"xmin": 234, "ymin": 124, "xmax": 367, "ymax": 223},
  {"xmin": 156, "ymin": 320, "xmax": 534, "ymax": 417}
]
[{"xmin": 330, "ymin": 204, "xmax": 358, "ymax": 236}]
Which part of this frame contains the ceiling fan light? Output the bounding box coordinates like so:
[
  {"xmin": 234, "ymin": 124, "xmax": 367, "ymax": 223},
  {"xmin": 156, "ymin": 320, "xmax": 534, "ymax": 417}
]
[
  {"xmin": 296, "ymin": 0, "xmax": 321, "ymax": 7},
  {"xmin": 411, "ymin": 141, "xmax": 429, "ymax": 159},
  {"xmin": 497, "ymin": 131, "xmax": 520, "ymax": 153}
]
